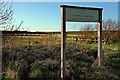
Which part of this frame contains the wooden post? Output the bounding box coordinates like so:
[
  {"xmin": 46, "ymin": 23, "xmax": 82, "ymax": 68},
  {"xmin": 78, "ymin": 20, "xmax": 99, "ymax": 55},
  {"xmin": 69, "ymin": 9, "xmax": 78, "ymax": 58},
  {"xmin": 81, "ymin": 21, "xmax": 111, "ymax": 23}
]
[
  {"xmin": 61, "ymin": 7, "xmax": 66, "ymax": 79},
  {"xmin": 0, "ymin": 31, "xmax": 2, "ymax": 80},
  {"xmin": 98, "ymin": 10, "xmax": 103, "ymax": 66},
  {"xmin": 60, "ymin": 5, "xmax": 103, "ymax": 79}
]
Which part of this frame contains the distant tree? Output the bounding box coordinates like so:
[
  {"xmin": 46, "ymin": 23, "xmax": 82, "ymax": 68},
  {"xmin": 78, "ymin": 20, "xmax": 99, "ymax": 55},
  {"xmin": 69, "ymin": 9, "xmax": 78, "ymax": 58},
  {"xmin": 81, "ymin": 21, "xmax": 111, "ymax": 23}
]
[
  {"xmin": 102, "ymin": 19, "xmax": 118, "ymax": 44},
  {"xmin": 0, "ymin": 1, "xmax": 13, "ymax": 30},
  {"xmin": 81, "ymin": 24, "xmax": 95, "ymax": 31},
  {"xmin": 1, "ymin": 1, "xmax": 25, "ymax": 47},
  {"xmin": 103, "ymin": 18, "xmax": 118, "ymax": 31},
  {"xmin": 0, "ymin": 1, "xmax": 23, "ymax": 31},
  {"xmin": 80, "ymin": 24, "xmax": 95, "ymax": 43},
  {"xmin": 79, "ymin": 19, "xmax": 118, "ymax": 44}
]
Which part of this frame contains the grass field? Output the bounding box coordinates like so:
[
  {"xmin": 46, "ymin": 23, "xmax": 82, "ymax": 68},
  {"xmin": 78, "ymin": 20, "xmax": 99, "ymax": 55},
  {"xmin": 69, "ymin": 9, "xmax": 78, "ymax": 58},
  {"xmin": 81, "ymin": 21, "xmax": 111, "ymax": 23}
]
[{"xmin": 2, "ymin": 31, "xmax": 120, "ymax": 79}]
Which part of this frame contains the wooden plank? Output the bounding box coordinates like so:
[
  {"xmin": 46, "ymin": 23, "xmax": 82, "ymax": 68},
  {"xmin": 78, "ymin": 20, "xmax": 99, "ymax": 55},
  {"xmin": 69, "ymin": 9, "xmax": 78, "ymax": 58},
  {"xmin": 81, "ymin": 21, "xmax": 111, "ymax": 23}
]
[
  {"xmin": 60, "ymin": 5, "xmax": 103, "ymax": 10},
  {"xmin": 61, "ymin": 7, "xmax": 66, "ymax": 79}
]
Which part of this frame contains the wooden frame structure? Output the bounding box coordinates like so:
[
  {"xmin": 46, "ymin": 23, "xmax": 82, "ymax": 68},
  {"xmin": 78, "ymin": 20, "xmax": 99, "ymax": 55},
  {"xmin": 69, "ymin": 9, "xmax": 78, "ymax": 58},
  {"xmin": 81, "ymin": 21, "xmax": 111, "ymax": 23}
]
[{"xmin": 60, "ymin": 5, "xmax": 103, "ymax": 79}]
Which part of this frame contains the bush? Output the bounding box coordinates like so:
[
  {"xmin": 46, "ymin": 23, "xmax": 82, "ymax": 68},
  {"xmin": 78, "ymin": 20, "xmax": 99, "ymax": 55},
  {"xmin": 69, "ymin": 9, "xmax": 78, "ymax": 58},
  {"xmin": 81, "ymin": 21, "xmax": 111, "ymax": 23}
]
[{"xmin": 2, "ymin": 44, "xmax": 120, "ymax": 79}]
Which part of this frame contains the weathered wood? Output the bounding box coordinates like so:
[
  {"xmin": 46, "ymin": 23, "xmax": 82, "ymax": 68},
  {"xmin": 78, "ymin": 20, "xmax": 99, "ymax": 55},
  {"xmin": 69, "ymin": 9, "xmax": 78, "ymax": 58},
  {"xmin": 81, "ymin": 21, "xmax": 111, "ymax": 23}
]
[
  {"xmin": 61, "ymin": 7, "xmax": 66, "ymax": 79},
  {"xmin": 0, "ymin": 31, "xmax": 1, "ymax": 80},
  {"xmin": 98, "ymin": 10, "xmax": 103, "ymax": 66},
  {"xmin": 60, "ymin": 5, "xmax": 103, "ymax": 79}
]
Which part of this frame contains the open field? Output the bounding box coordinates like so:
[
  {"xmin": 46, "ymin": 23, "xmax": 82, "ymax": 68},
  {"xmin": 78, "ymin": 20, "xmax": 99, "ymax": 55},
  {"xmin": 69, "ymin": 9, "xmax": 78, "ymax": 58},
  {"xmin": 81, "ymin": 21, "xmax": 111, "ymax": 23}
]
[
  {"xmin": 2, "ymin": 30, "xmax": 118, "ymax": 47},
  {"xmin": 2, "ymin": 31, "xmax": 120, "ymax": 79}
]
